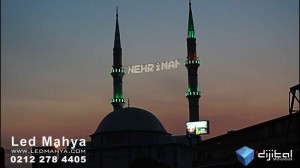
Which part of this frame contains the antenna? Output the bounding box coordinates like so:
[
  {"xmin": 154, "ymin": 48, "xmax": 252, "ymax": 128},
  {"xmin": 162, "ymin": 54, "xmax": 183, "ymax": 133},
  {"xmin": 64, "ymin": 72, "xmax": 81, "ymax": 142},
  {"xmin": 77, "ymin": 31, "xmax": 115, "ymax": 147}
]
[{"xmin": 289, "ymin": 84, "xmax": 300, "ymax": 114}]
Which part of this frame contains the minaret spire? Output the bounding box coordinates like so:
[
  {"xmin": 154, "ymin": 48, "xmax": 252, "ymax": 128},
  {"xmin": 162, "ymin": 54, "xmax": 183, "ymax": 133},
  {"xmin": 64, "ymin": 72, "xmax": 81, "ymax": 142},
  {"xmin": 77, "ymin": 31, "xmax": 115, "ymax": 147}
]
[
  {"xmin": 113, "ymin": 6, "xmax": 121, "ymax": 58},
  {"xmin": 116, "ymin": 6, "xmax": 118, "ymax": 17},
  {"xmin": 111, "ymin": 6, "xmax": 125, "ymax": 110},
  {"xmin": 188, "ymin": 0, "xmax": 196, "ymax": 39},
  {"xmin": 185, "ymin": 0, "xmax": 201, "ymax": 122}
]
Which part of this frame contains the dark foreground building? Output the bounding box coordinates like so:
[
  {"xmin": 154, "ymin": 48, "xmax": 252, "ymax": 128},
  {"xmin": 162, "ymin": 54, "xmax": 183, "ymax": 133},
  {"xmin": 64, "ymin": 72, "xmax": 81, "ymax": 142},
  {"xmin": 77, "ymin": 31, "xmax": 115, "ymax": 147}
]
[
  {"xmin": 0, "ymin": 147, "xmax": 5, "ymax": 168},
  {"xmin": 194, "ymin": 112, "xmax": 299, "ymax": 168}
]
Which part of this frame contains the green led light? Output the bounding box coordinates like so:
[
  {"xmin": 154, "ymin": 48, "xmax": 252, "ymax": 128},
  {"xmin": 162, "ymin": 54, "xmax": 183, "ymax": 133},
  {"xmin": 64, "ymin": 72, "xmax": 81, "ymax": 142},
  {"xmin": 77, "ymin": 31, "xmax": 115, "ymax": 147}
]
[
  {"xmin": 188, "ymin": 30, "xmax": 196, "ymax": 39},
  {"xmin": 114, "ymin": 92, "xmax": 123, "ymax": 99},
  {"xmin": 187, "ymin": 1, "xmax": 196, "ymax": 39}
]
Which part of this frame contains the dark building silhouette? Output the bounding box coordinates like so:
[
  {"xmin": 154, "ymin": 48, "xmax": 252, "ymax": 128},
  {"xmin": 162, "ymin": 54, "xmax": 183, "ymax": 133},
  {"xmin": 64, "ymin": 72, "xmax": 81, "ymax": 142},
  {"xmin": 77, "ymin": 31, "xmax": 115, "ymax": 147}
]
[
  {"xmin": 194, "ymin": 112, "xmax": 299, "ymax": 168},
  {"xmin": 90, "ymin": 107, "xmax": 194, "ymax": 168},
  {"xmin": 0, "ymin": 147, "xmax": 5, "ymax": 168},
  {"xmin": 289, "ymin": 84, "xmax": 300, "ymax": 114}
]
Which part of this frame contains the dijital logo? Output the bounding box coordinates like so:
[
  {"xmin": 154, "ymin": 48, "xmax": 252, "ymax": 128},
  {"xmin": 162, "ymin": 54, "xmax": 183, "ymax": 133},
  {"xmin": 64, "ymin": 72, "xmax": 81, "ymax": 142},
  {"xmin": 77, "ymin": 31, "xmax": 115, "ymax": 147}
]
[
  {"xmin": 236, "ymin": 146, "xmax": 294, "ymax": 166},
  {"xmin": 258, "ymin": 149, "xmax": 293, "ymax": 161}
]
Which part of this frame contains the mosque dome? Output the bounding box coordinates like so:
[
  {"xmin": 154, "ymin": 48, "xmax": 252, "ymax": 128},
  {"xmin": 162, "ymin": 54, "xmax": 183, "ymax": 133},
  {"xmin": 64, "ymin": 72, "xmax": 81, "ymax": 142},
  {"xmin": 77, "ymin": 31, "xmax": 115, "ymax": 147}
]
[{"xmin": 94, "ymin": 107, "xmax": 167, "ymax": 134}]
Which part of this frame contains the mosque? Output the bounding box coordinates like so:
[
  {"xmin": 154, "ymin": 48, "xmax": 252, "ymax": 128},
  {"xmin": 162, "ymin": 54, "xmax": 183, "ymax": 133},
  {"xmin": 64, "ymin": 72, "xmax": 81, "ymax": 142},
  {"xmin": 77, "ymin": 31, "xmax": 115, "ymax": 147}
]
[
  {"xmin": 29, "ymin": 2, "xmax": 200, "ymax": 168},
  {"xmin": 84, "ymin": 1, "xmax": 202, "ymax": 168}
]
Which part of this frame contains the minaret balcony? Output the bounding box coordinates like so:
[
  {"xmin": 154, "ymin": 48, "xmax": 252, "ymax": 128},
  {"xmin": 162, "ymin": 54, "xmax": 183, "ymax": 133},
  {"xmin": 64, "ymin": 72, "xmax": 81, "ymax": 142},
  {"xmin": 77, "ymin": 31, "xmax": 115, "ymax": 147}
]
[
  {"xmin": 110, "ymin": 68, "xmax": 125, "ymax": 74},
  {"xmin": 185, "ymin": 60, "xmax": 200, "ymax": 65},
  {"xmin": 111, "ymin": 98, "xmax": 126, "ymax": 103},
  {"xmin": 185, "ymin": 91, "xmax": 201, "ymax": 97}
]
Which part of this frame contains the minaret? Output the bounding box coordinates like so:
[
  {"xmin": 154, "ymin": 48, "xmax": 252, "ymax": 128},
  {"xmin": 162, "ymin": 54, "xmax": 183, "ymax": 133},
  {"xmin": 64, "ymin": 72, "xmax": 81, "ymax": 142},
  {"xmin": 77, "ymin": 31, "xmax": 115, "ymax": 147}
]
[
  {"xmin": 185, "ymin": 0, "xmax": 201, "ymax": 122},
  {"xmin": 110, "ymin": 7, "xmax": 125, "ymax": 110}
]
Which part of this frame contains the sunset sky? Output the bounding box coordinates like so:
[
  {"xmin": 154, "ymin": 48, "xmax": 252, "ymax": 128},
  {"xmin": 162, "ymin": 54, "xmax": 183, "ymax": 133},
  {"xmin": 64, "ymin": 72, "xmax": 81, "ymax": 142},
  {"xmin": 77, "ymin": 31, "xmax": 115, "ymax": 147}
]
[{"xmin": 1, "ymin": 0, "xmax": 299, "ymax": 149}]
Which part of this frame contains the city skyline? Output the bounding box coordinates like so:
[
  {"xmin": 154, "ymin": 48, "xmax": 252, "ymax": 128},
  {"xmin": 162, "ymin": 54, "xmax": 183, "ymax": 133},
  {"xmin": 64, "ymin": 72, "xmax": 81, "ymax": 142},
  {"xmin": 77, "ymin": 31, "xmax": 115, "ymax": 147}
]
[{"xmin": 1, "ymin": 0, "xmax": 299, "ymax": 150}]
